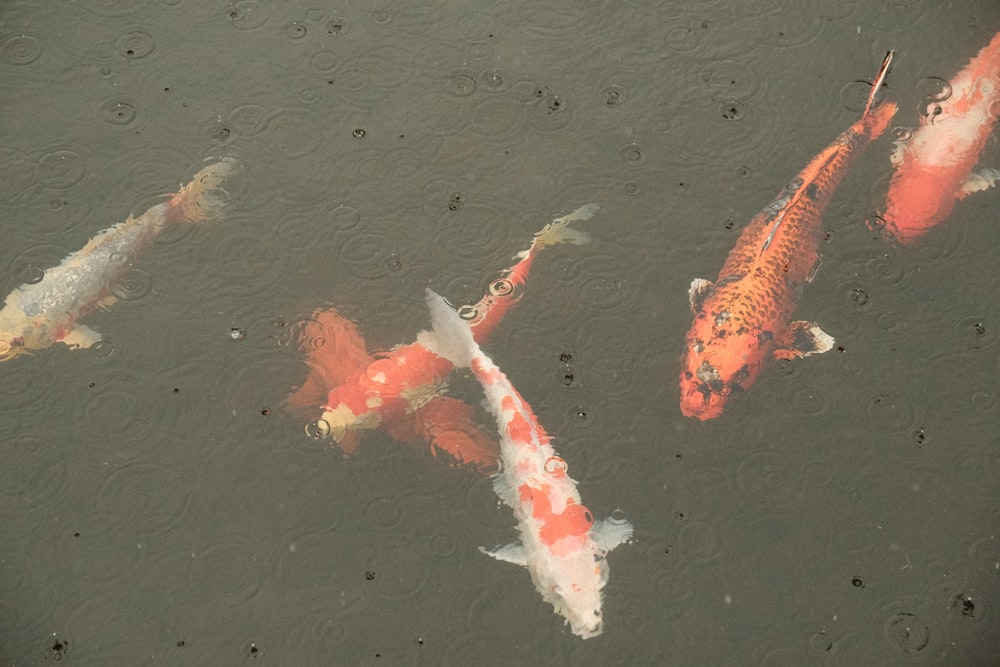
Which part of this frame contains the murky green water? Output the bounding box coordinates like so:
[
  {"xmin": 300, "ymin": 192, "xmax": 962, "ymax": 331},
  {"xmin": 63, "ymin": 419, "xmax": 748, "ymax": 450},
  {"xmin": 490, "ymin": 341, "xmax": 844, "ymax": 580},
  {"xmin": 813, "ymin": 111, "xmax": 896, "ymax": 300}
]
[{"xmin": 1, "ymin": 0, "xmax": 998, "ymax": 664}]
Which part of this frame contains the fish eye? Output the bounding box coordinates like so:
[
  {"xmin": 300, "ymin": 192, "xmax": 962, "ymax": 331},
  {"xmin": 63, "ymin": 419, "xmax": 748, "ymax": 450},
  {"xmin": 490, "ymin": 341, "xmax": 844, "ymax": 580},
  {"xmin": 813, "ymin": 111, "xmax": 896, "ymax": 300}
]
[
  {"xmin": 489, "ymin": 278, "xmax": 514, "ymax": 296},
  {"xmin": 457, "ymin": 304, "xmax": 478, "ymax": 320}
]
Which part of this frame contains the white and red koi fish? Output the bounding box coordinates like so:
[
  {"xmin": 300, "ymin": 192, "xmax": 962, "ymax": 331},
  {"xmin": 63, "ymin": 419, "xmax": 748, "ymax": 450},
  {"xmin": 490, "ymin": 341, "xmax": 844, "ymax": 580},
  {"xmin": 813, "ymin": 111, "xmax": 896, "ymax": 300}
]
[
  {"xmin": 0, "ymin": 159, "xmax": 238, "ymax": 362},
  {"xmin": 882, "ymin": 32, "xmax": 1000, "ymax": 242},
  {"xmin": 285, "ymin": 204, "xmax": 598, "ymax": 470},
  {"xmin": 680, "ymin": 53, "xmax": 897, "ymax": 420},
  {"xmin": 418, "ymin": 289, "xmax": 632, "ymax": 639}
]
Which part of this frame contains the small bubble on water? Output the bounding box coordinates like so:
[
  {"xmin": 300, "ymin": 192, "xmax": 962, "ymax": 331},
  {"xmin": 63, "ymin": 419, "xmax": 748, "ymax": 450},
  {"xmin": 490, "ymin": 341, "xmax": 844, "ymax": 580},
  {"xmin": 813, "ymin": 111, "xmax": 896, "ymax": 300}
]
[
  {"xmin": 20, "ymin": 266, "xmax": 44, "ymax": 285},
  {"xmin": 719, "ymin": 100, "xmax": 746, "ymax": 121},
  {"xmin": 810, "ymin": 631, "xmax": 833, "ymax": 652},
  {"xmin": 305, "ymin": 419, "xmax": 332, "ymax": 439},
  {"xmin": 892, "ymin": 126, "xmax": 913, "ymax": 141},
  {"xmin": 326, "ymin": 17, "xmax": 349, "ymax": 36}
]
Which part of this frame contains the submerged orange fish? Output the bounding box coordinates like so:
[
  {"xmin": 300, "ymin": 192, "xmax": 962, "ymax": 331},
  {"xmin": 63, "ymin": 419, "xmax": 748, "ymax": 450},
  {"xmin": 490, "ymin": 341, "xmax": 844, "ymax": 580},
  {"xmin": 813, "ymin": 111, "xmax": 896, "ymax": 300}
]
[
  {"xmin": 882, "ymin": 32, "xmax": 1000, "ymax": 242},
  {"xmin": 285, "ymin": 204, "xmax": 597, "ymax": 468},
  {"xmin": 679, "ymin": 53, "xmax": 897, "ymax": 420}
]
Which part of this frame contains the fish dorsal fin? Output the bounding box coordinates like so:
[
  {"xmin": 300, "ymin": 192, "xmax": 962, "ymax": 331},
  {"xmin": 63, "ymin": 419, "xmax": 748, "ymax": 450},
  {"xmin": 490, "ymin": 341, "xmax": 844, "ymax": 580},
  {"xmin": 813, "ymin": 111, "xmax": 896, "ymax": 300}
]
[
  {"xmin": 688, "ymin": 278, "xmax": 714, "ymax": 312},
  {"xmin": 480, "ymin": 543, "xmax": 528, "ymax": 567},
  {"xmin": 760, "ymin": 149, "xmax": 840, "ymax": 254},
  {"xmin": 759, "ymin": 177, "xmax": 803, "ymax": 252}
]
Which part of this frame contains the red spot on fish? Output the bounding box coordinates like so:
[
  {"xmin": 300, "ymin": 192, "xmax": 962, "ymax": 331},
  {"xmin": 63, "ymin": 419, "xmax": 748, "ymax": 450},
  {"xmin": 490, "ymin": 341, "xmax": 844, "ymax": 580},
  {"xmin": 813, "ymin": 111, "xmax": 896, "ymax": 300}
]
[
  {"xmin": 519, "ymin": 485, "xmax": 594, "ymax": 547},
  {"xmin": 506, "ymin": 410, "xmax": 534, "ymax": 444}
]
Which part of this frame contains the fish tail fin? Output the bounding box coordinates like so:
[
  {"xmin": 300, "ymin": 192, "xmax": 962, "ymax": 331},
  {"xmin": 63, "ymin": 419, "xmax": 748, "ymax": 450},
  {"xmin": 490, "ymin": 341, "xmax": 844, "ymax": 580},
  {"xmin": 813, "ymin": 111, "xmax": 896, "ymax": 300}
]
[
  {"xmin": 863, "ymin": 51, "xmax": 895, "ymax": 117},
  {"xmin": 417, "ymin": 289, "xmax": 478, "ymax": 368},
  {"xmin": 285, "ymin": 308, "xmax": 370, "ymax": 419},
  {"xmin": 518, "ymin": 204, "xmax": 597, "ymax": 258},
  {"xmin": 167, "ymin": 157, "xmax": 240, "ymax": 223}
]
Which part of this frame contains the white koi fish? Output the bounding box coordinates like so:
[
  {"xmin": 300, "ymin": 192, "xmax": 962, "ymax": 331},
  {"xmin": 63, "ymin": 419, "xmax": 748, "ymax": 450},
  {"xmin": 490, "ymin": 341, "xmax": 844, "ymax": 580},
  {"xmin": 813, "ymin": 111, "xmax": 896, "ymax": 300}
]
[
  {"xmin": 882, "ymin": 31, "xmax": 1000, "ymax": 242},
  {"xmin": 418, "ymin": 289, "xmax": 633, "ymax": 639},
  {"xmin": 0, "ymin": 158, "xmax": 238, "ymax": 362}
]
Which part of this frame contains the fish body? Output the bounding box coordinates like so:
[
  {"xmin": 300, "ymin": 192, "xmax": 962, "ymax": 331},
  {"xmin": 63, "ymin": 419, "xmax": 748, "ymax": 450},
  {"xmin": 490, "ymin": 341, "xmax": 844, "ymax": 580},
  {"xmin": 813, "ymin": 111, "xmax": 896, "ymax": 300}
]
[
  {"xmin": 0, "ymin": 159, "xmax": 237, "ymax": 362},
  {"xmin": 680, "ymin": 54, "xmax": 897, "ymax": 420},
  {"xmin": 418, "ymin": 289, "xmax": 632, "ymax": 639},
  {"xmin": 285, "ymin": 205, "xmax": 598, "ymax": 468},
  {"xmin": 883, "ymin": 32, "xmax": 1000, "ymax": 242}
]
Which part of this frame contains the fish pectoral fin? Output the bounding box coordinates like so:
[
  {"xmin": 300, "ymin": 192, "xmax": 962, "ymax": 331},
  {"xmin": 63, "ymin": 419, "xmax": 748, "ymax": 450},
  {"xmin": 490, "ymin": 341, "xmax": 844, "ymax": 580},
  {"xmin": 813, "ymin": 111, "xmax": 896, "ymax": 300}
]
[
  {"xmin": 773, "ymin": 321, "xmax": 834, "ymax": 360},
  {"xmin": 591, "ymin": 517, "xmax": 634, "ymax": 554},
  {"xmin": 96, "ymin": 294, "xmax": 118, "ymax": 311},
  {"xmin": 62, "ymin": 324, "xmax": 102, "ymax": 350},
  {"xmin": 479, "ymin": 543, "xmax": 528, "ymax": 567},
  {"xmin": 957, "ymin": 168, "xmax": 1000, "ymax": 199},
  {"xmin": 688, "ymin": 278, "xmax": 714, "ymax": 312}
]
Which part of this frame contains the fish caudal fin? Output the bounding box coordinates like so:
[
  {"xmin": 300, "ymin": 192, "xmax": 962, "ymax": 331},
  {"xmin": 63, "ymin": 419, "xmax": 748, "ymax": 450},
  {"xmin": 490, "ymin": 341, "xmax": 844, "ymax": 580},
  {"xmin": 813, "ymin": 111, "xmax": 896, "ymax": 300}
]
[
  {"xmin": 167, "ymin": 157, "xmax": 240, "ymax": 223},
  {"xmin": 417, "ymin": 289, "xmax": 478, "ymax": 368},
  {"xmin": 517, "ymin": 204, "xmax": 598, "ymax": 258},
  {"xmin": 863, "ymin": 50, "xmax": 894, "ymax": 117},
  {"xmin": 285, "ymin": 307, "xmax": 372, "ymax": 415}
]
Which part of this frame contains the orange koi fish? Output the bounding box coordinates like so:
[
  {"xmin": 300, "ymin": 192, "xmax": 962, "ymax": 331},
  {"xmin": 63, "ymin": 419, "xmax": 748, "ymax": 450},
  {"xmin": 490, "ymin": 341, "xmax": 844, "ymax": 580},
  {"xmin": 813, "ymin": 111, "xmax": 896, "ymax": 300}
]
[
  {"xmin": 0, "ymin": 159, "xmax": 238, "ymax": 362},
  {"xmin": 285, "ymin": 204, "xmax": 598, "ymax": 468},
  {"xmin": 882, "ymin": 32, "xmax": 1000, "ymax": 242},
  {"xmin": 418, "ymin": 289, "xmax": 632, "ymax": 639},
  {"xmin": 680, "ymin": 53, "xmax": 897, "ymax": 420}
]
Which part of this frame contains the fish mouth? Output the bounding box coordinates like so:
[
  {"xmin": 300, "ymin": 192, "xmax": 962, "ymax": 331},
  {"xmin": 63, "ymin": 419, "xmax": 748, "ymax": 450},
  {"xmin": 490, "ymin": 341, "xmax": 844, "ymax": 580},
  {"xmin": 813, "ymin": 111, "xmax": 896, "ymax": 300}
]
[
  {"xmin": 679, "ymin": 361, "xmax": 742, "ymax": 420},
  {"xmin": 570, "ymin": 618, "xmax": 604, "ymax": 640}
]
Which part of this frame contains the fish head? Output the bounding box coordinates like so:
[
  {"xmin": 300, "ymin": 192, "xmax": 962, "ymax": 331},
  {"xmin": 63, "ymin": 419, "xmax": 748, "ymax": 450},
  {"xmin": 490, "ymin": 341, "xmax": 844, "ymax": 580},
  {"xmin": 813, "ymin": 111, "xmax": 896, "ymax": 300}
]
[
  {"xmin": 679, "ymin": 325, "xmax": 767, "ymax": 420},
  {"xmin": 534, "ymin": 549, "xmax": 609, "ymax": 639},
  {"xmin": 317, "ymin": 401, "xmax": 381, "ymax": 441}
]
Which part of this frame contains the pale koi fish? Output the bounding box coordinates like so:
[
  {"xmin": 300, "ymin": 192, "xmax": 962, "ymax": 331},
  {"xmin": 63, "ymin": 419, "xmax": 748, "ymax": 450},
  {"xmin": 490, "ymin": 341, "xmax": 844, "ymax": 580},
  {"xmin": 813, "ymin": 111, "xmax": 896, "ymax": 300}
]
[
  {"xmin": 881, "ymin": 31, "xmax": 1000, "ymax": 242},
  {"xmin": 285, "ymin": 204, "xmax": 598, "ymax": 470},
  {"xmin": 418, "ymin": 289, "xmax": 633, "ymax": 639},
  {"xmin": 0, "ymin": 158, "xmax": 239, "ymax": 362}
]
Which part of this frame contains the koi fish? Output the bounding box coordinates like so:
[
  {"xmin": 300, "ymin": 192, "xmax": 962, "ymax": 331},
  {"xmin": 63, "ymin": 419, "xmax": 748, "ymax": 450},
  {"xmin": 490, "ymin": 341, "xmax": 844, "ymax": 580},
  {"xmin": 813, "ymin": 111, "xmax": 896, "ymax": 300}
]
[
  {"xmin": 881, "ymin": 32, "xmax": 1000, "ymax": 242},
  {"xmin": 680, "ymin": 53, "xmax": 897, "ymax": 420},
  {"xmin": 285, "ymin": 204, "xmax": 598, "ymax": 469},
  {"xmin": 417, "ymin": 289, "xmax": 633, "ymax": 639},
  {"xmin": 0, "ymin": 159, "xmax": 238, "ymax": 362}
]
